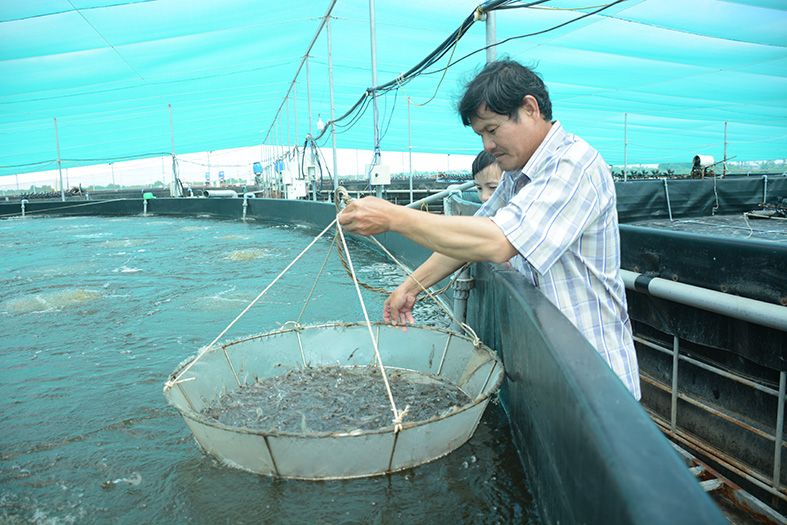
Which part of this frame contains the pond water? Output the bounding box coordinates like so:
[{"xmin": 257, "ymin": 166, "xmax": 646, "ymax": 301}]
[{"xmin": 0, "ymin": 215, "xmax": 538, "ymax": 524}]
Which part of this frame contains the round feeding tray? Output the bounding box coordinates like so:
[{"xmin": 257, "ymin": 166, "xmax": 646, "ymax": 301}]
[{"xmin": 163, "ymin": 322, "xmax": 503, "ymax": 480}]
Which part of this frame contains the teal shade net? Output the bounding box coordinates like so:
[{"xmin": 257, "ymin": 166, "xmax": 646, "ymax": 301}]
[{"xmin": 1, "ymin": 0, "xmax": 786, "ymax": 177}]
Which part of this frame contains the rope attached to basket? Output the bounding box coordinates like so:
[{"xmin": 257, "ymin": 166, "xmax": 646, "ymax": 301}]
[
  {"xmin": 167, "ymin": 218, "xmax": 338, "ymax": 387},
  {"xmin": 335, "ymin": 218, "xmax": 406, "ymax": 432},
  {"xmin": 335, "ymin": 188, "xmax": 480, "ymax": 348}
]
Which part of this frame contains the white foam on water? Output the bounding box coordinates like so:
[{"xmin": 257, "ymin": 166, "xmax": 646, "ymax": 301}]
[
  {"xmin": 225, "ymin": 248, "xmax": 269, "ymax": 261},
  {"xmin": 102, "ymin": 238, "xmax": 147, "ymax": 249},
  {"xmin": 112, "ymin": 266, "xmax": 142, "ymax": 273},
  {"xmin": 179, "ymin": 225, "xmax": 210, "ymax": 232},
  {"xmin": 217, "ymin": 234, "xmax": 248, "ymax": 241},
  {"xmin": 3, "ymin": 288, "xmax": 103, "ymax": 314}
]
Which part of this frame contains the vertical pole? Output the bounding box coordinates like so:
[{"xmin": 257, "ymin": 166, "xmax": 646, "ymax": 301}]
[
  {"xmin": 207, "ymin": 151, "xmax": 212, "ymax": 186},
  {"xmin": 168, "ymin": 103, "xmax": 179, "ymax": 197},
  {"xmin": 408, "ymin": 96, "xmax": 413, "ymax": 203},
  {"xmin": 723, "ymin": 121, "xmax": 728, "ymax": 178},
  {"xmin": 369, "ymin": 0, "xmax": 382, "ymax": 198},
  {"xmin": 53, "ymin": 117, "xmax": 65, "ymax": 202},
  {"xmin": 110, "ymin": 162, "xmax": 115, "ymax": 188},
  {"xmin": 327, "ymin": 15, "xmax": 339, "ymax": 192},
  {"xmin": 294, "ymin": 82, "xmax": 299, "ymax": 147},
  {"xmin": 306, "ymin": 57, "xmax": 313, "ymax": 136},
  {"xmin": 286, "ymin": 97, "xmax": 291, "ymax": 146},
  {"xmin": 670, "ymin": 335, "xmax": 679, "ymax": 432},
  {"xmin": 624, "ymin": 112, "xmax": 628, "ymax": 182},
  {"xmin": 485, "ymin": 11, "xmax": 496, "ymax": 63},
  {"xmin": 773, "ymin": 371, "xmax": 785, "ymax": 490}
]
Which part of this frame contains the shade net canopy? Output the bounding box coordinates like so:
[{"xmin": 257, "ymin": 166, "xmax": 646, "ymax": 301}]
[{"xmin": 1, "ymin": 0, "xmax": 785, "ymax": 177}]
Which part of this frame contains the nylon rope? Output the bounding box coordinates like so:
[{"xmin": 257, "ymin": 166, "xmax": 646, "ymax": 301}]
[
  {"xmin": 334, "ymin": 186, "xmax": 479, "ymax": 346},
  {"xmin": 335, "ymin": 218, "xmax": 406, "ymax": 432},
  {"xmin": 365, "ymin": 235, "xmax": 480, "ymax": 346},
  {"xmin": 167, "ymin": 218, "xmax": 337, "ymax": 386},
  {"xmin": 296, "ymin": 231, "xmax": 338, "ymax": 323}
]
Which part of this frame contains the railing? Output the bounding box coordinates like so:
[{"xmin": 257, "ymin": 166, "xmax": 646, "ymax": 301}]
[{"xmin": 623, "ymin": 269, "xmax": 787, "ymax": 503}]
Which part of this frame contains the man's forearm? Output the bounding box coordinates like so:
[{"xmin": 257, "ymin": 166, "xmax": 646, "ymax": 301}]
[
  {"xmin": 391, "ymin": 207, "xmax": 517, "ymax": 264},
  {"xmin": 402, "ymin": 253, "xmax": 466, "ymax": 296}
]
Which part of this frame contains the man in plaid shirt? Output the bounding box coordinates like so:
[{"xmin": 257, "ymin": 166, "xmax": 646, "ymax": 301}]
[{"xmin": 339, "ymin": 59, "xmax": 640, "ymax": 399}]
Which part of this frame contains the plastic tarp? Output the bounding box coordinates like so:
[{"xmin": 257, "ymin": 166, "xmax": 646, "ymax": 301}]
[{"xmin": 1, "ymin": 0, "xmax": 786, "ymax": 177}]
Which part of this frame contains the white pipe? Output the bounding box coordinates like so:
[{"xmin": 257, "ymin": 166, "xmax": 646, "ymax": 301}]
[
  {"xmin": 54, "ymin": 117, "xmax": 65, "ymax": 202},
  {"xmin": 621, "ymin": 269, "xmax": 787, "ymax": 332},
  {"xmin": 406, "ymin": 181, "xmax": 474, "ymax": 209},
  {"xmin": 485, "ymin": 11, "xmax": 496, "ymax": 63},
  {"xmin": 369, "ymin": 0, "xmax": 382, "ymax": 199},
  {"xmin": 203, "ymin": 189, "xmax": 238, "ymax": 198},
  {"xmin": 327, "ymin": 15, "xmax": 338, "ymax": 192},
  {"xmin": 408, "ymin": 97, "xmax": 413, "ymax": 204}
]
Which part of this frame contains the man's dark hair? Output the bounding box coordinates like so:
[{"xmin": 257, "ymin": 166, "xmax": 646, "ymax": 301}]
[
  {"xmin": 471, "ymin": 151, "xmax": 496, "ymax": 176},
  {"xmin": 459, "ymin": 59, "xmax": 552, "ymax": 126}
]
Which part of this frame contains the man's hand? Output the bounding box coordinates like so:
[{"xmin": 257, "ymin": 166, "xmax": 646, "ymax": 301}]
[
  {"xmin": 384, "ymin": 284, "xmax": 417, "ymax": 327},
  {"xmin": 338, "ymin": 197, "xmax": 396, "ymax": 236}
]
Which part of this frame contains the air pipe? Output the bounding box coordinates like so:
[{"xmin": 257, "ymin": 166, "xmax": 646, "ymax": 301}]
[
  {"xmin": 242, "ymin": 192, "xmax": 255, "ymax": 221},
  {"xmin": 621, "ymin": 269, "xmax": 787, "ymax": 332},
  {"xmin": 406, "ymin": 181, "xmax": 475, "ymax": 209},
  {"xmin": 203, "ymin": 190, "xmax": 238, "ymax": 198}
]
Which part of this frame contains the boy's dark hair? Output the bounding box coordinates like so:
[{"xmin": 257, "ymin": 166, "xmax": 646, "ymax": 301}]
[
  {"xmin": 459, "ymin": 59, "xmax": 552, "ymax": 125},
  {"xmin": 471, "ymin": 151, "xmax": 497, "ymax": 176}
]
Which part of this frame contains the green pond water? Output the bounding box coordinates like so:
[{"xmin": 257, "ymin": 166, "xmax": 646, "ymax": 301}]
[{"xmin": 0, "ymin": 215, "xmax": 537, "ymax": 524}]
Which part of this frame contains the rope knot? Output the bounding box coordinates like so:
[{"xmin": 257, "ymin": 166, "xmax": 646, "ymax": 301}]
[
  {"xmin": 393, "ymin": 404, "xmax": 410, "ymax": 433},
  {"xmin": 335, "ymin": 186, "xmax": 352, "ymax": 210},
  {"xmin": 281, "ymin": 320, "xmax": 304, "ymax": 332}
]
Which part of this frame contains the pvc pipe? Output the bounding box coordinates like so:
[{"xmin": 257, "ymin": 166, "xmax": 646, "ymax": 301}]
[
  {"xmin": 54, "ymin": 117, "xmax": 65, "ymax": 202},
  {"xmin": 452, "ymin": 267, "xmax": 473, "ymax": 329},
  {"xmin": 406, "ymin": 181, "xmax": 475, "ymax": 209},
  {"xmin": 621, "ymin": 269, "xmax": 787, "ymax": 332},
  {"xmin": 203, "ymin": 190, "xmax": 238, "ymax": 198},
  {"xmin": 485, "ymin": 11, "xmax": 496, "ymax": 63}
]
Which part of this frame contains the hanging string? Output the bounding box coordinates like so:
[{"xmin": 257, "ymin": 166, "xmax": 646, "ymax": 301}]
[
  {"xmin": 335, "ymin": 218, "xmax": 406, "ymax": 432},
  {"xmin": 168, "ymin": 218, "xmax": 338, "ymax": 386}
]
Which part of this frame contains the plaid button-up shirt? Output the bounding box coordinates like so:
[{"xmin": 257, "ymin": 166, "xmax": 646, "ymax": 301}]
[{"xmin": 476, "ymin": 121, "xmax": 641, "ymax": 399}]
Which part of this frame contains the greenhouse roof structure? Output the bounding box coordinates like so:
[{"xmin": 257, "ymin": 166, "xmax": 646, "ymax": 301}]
[{"xmin": 1, "ymin": 0, "xmax": 785, "ymax": 177}]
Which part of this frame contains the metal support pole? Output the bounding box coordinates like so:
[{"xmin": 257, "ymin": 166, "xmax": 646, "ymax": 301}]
[
  {"xmin": 764, "ymin": 174, "xmax": 769, "ymax": 204},
  {"xmin": 54, "ymin": 117, "xmax": 65, "ymax": 202},
  {"xmin": 663, "ymin": 178, "xmax": 673, "ymax": 221},
  {"xmin": 327, "ymin": 15, "xmax": 338, "ymax": 192},
  {"xmin": 110, "ymin": 162, "xmax": 115, "ymax": 188},
  {"xmin": 369, "ymin": 0, "xmax": 382, "ymax": 199},
  {"xmin": 408, "ymin": 96, "xmax": 413, "ymax": 203},
  {"xmin": 671, "ymin": 335, "xmax": 680, "ymax": 432},
  {"xmin": 168, "ymin": 103, "xmax": 179, "ymax": 197},
  {"xmin": 723, "ymin": 121, "xmax": 728, "ymax": 178},
  {"xmin": 294, "ymin": 82, "xmax": 298, "ymax": 147},
  {"xmin": 774, "ymin": 371, "xmax": 785, "ymax": 489},
  {"xmin": 485, "ymin": 11, "xmax": 496, "ymax": 63},
  {"xmin": 306, "ymin": 56, "xmax": 313, "ymax": 137},
  {"xmin": 624, "ymin": 113, "xmax": 628, "ymax": 182}
]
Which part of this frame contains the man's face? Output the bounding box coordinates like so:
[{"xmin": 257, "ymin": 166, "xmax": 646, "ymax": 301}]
[{"xmin": 470, "ymin": 99, "xmax": 547, "ymax": 172}]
